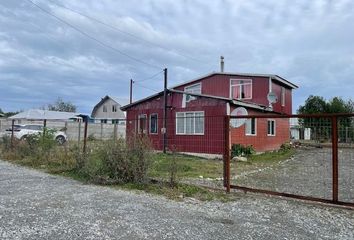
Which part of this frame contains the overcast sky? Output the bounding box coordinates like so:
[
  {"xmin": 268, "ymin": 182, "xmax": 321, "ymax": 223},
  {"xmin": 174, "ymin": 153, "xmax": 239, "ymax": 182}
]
[{"xmin": 1, "ymin": 0, "xmax": 353, "ymax": 114}]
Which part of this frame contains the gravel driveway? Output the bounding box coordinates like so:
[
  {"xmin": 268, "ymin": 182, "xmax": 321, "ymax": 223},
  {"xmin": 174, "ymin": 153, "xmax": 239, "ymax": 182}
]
[
  {"xmin": 233, "ymin": 148, "xmax": 354, "ymax": 203},
  {"xmin": 1, "ymin": 160, "xmax": 354, "ymax": 240}
]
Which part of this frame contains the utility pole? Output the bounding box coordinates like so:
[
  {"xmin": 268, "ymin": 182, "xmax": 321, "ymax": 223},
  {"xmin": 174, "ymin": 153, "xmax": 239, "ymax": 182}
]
[
  {"xmin": 129, "ymin": 79, "xmax": 134, "ymax": 104},
  {"xmin": 163, "ymin": 68, "xmax": 168, "ymax": 153}
]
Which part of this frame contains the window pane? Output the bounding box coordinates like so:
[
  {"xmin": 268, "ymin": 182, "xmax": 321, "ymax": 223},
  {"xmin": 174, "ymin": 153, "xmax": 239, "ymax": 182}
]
[
  {"xmin": 243, "ymin": 84, "xmax": 252, "ymax": 98},
  {"xmin": 150, "ymin": 114, "xmax": 158, "ymax": 134},
  {"xmin": 251, "ymin": 118, "xmax": 256, "ymax": 134},
  {"xmin": 268, "ymin": 121, "xmax": 271, "ymax": 134},
  {"xmin": 185, "ymin": 83, "xmax": 201, "ymax": 94},
  {"xmin": 185, "ymin": 113, "xmax": 194, "ymax": 134},
  {"xmin": 176, "ymin": 113, "xmax": 184, "ymax": 134},
  {"xmin": 232, "ymin": 85, "xmax": 241, "ymax": 99},
  {"xmin": 246, "ymin": 118, "xmax": 256, "ymax": 135},
  {"xmin": 195, "ymin": 112, "xmax": 204, "ymax": 134}
]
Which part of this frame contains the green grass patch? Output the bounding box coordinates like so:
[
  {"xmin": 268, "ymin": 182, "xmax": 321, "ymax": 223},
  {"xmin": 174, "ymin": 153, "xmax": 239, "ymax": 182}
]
[{"xmin": 149, "ymin": 153, "xmax": 224, "ymax": 179}]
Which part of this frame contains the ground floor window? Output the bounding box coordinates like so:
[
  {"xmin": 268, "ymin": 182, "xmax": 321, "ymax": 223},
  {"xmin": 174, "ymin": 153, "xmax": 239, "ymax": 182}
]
[
  {"xmin": 267, "ymin": 119, "xmax": 276, "ymax": 136},
  {"xmin": 150, "ymin": 113, "xmax": 158, "ymax": 134},
  {"xmin": 245, "ymin": 118, "xmax": 256, "ymax": 136},
  {"xmin": 176, "ymin": 111, "xmax": 204, "ymax": 135},
  {"xmin": 101, "ymin": 119, "xmax": 107, "ymax": 124},
  {"xmin": 138, "ymin": 114, "xmax": 147, "ymax": 134}
]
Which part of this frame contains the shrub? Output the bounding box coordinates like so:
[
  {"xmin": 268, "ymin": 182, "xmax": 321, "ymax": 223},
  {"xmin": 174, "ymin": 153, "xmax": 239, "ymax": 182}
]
[
  {"xmin": 87, "ymin": 134, "xmax": 97, "ymax": 141},
  {"xmin": 231, "ymin": 144, "xmax": 254, "ymax": 158},
  {"xmin": 280, "ymin": 142, "xmax": 292, "ymax": 152},
  {"xmin": 82, "ymin": 136, "xmax": 152, "ymax": 184}
]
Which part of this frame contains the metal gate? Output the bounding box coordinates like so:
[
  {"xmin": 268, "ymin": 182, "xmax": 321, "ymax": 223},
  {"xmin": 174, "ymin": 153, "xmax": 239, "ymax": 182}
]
[{"xmin": 224, "ymin": 113, "xmax": 354, "ymax": 207}]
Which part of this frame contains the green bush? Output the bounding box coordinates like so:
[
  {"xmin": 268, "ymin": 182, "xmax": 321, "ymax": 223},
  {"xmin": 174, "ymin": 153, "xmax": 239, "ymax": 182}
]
[
  {"xmin": 231, "ymin": 144, "xmax": 254, "ymax": 158},
  {"xmin": 81, "ymin": 136, "xmax": 152, "ymax": 184},
  {"xmin": 280, "ymin": 142, "xmax": 292, "ymax": 152}
]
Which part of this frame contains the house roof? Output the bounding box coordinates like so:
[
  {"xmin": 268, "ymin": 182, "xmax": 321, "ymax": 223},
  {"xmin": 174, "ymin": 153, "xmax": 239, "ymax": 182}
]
[
  {"xmin": 170, "ymin": 72, "xmax": 298, "ymax": 90},
  {"xmin": 91, "ymin": 95, "xmax": 128, "ymax": 117},
  {"xmin": 9, "ymin": 109, "xmax": 80, "ymax": 120},
  {"xmin": 121, "ymin": 89, "xmax": 271, "ymax": 112},
  {"xmin": 120, "ymin": 92, "xmax": 164, "ymax": 111}
]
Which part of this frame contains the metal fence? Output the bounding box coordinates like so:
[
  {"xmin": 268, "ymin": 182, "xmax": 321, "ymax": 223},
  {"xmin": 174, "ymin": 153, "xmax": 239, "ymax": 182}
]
[
  {"xmin": 224, "ymin": 113, "xmax": 354, "ymax": 207},
  {"xmin": 0, "ymin": 118, "xmax": 126, "ymax": 143},
  {"xmin": 2, "ymin": 113, "xmax": 354, "ymax": 207}
]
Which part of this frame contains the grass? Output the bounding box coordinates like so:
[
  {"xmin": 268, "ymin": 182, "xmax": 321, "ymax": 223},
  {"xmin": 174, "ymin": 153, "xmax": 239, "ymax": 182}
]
[
  {"xmin": 149, "ymin": 149, "xmax": 296, "ymax": 180},
  {"xmin": 0, "ymin": 138, "xmax": 295, "ymax": 202}
]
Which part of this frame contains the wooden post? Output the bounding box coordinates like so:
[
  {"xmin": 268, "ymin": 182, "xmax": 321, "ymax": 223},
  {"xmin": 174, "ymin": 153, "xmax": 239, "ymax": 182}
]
[
  {"xmin": 11, "ymin": 119, "xmax": 15, "ymax": 149},
  {"xmin": 224, "ymin": 116, "xmax": 231, "ymax": 193},
  {"xmin": 163, "ymin": 68, "xmax": 168, "ymax": 153},
  {"xmin": 83, "ymin": 120, "xmax": 88, "ymax": 154},
  {"xmin": 43, "ymin": 119, "xmax": 47, "ymax": 136},
  {"xmin": 100, "ymin": 122, "xmax": 103, "ymax": 140},
  {"xmin": 130, "ymin": 79, "xmax": 133, "ymax": 104},
  {"xmin": 113, "ymin": 122, "xmax": 117, "ymax": 140},
  {"xmin": 78, "ymin": 121, "xmax": 81, "ymax": 146},
  {"xmin": 332, "ymin": 116, "xmax": 339, "ymax": 203}
]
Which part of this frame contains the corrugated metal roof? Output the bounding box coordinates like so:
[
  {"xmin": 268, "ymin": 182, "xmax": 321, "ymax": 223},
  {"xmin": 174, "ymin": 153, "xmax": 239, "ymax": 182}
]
[{"xmin": 9, "ymin": 109, "xmax": 80, "ymax": 120}]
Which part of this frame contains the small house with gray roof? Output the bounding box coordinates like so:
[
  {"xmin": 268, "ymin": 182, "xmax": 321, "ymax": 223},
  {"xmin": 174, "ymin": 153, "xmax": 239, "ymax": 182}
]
[{"xmin": 91, "ymin": 95, "xmax": 127, "ymax": 124}]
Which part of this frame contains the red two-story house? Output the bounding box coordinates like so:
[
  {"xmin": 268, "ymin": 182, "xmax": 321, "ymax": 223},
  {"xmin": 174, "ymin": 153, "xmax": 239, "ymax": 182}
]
[{"xmin": 121, "ymin": 72, "xmax": 298, "ymax": 156}]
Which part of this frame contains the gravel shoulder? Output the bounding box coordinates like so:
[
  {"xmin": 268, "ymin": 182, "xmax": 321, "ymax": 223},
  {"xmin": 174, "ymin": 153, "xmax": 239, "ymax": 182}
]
[{"xmin": 1, "ymin": 160, "xmax": 354, "ymax": 240}]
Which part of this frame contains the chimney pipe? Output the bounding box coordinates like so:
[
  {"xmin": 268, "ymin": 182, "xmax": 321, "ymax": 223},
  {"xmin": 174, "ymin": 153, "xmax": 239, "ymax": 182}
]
[{"xmin": 220, "ymin": 56, "xmax": 224, "ymax": 72}]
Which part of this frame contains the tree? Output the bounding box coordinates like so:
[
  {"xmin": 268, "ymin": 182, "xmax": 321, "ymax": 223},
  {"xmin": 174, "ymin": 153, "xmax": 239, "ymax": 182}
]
[
  {"xmin": 297, "ymin": 95, "xmax": 354, "ymax": 141},
  {"xmin": 47, "ymin": 98, "xmax": 77, "ymax": 112}
]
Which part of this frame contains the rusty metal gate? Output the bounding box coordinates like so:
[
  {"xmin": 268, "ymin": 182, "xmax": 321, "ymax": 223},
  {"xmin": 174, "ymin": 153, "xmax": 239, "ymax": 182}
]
[{"xmin": 224, "ymin": 113, "xmax": 354, "ymax": 207}]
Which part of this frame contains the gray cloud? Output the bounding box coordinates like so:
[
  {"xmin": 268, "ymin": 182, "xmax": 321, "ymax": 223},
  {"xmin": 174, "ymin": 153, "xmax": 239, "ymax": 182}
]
[{"xmin": 0, "ymin": 0, "xmax": 353, "ymax": 113}]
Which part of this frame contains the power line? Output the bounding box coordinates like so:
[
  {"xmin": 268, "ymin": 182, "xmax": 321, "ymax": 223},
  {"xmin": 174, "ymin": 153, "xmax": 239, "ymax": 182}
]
[
  {"xmin": 45, "ymin": 0, "xmax": 208, "ymax": 65},
  {"xmin": 133, "ymin": 82, "xmax": 160, "ymax": 93},
  {"xmin": 134, "ymin": 70, "xmax": 164, "ymax": 83},
  {"xmin": 25, "ymin": 0, "xmax": 161, "ymax": 70}
]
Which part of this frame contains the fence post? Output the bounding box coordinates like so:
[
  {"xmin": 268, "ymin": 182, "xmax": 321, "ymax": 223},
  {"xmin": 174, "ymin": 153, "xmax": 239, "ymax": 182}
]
[
  {"xmin": 100, "ymin": 122, "xmax": 103, "ymax": 140},
  {"xmin": 113, "ymin": 122, "xmax": 117, "ymax": 140},
  {"xmin": 11, "ymin": 119, "xmax": 15, "ymax": 149},
  {"xmin": 83, "ymin": 120, "xmax": 88, "ymax": 154},
  {"xmin": 331, "ymin": 116, "xmax": 339, "ymax": 203},
  {"xmin": 224, "ymin": 116, "xmax": 231, "ymax": 193},
  {"xmin": 43, "ymin": 119, "xmax": 47, "ymax": 136},
  {"xmin": 78, "ymin": 121, "xmax": 81, "ymax": 146}
]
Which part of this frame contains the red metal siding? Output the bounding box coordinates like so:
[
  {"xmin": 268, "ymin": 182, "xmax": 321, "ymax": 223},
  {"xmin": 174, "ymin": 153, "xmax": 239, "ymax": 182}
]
[
  {"xmin": 126, "ymin": 92, "xmax": 227, "ymax": 154},
  {"xmin": 175, "ymin": 74, "xmax": 271, "ymax": 107},
  {"xmin": 271, "ymin": 82, "xmax": 293, "ymax": 114},
  {"xmin": 230, "ymin": 109, "xmax": 290, "ymax": 152}
]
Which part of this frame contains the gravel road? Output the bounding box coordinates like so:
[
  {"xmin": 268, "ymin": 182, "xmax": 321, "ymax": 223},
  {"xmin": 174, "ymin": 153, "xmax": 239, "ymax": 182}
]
[{"xmin": 1, "ymin": 160, "xmax": 354, "ymax": 240}]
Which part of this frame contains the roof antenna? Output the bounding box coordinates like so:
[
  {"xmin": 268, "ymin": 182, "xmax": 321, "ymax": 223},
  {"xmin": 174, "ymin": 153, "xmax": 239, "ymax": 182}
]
[{"xmin": 220, "ymin": 56, "xmax": 224, "ymax": 72}]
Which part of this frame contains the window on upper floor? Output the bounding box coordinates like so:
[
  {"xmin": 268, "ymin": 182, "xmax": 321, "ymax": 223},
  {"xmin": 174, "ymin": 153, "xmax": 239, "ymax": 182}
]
[
  {"xmin": 103, "ymin": 105, "xmax": 107, "ymax": 112},
  {"xmin": 184, "ymin": 83, "xmax": 201, "ymax": 103},
  {"xmin": 281, "ymin": 87, "xmax": 286, "ymax": 107},
  {"xmin": 230, "ymin": 79, "xmax": 252, "ymax": 100},
  {"xmin": 112, "ymin": 105, "xmax": 117, "ymax": 112}
]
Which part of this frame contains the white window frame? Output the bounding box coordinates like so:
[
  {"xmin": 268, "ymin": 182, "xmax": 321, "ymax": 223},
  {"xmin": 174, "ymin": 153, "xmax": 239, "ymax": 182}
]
[
  {"xmin": 175, "ymin": 111, "xmax": 204, "ymax": 135},
  {"xmin": 184, "ymin": 83, "xmax": 201, "ymax": 103},
  {"xmin": 138, "ymin": 114, "xmax": 147, "ymax": 134},
  {"xmin": 149, "ymin": 113, "xmax": 158, "ymax": 134},
  {"xmin": 103, "ymin": 105, "xmax": 107, "ymax": 112},
  {"xmin": 185, "ymin": 82, "xmax": 201, "ymax": 94},
  {"xmin": 245, "ymin": 118, "xmax": 257, "ymax": 136},
  {"xmin": 281, "ymin": 87, "xmax": 286, "ymax": 107},
  {"xmin": 112, "ymin": 105, "xmax": 117, "ymax": 112},
  {"xmin": 230, "ymin": 78, "xmax": 253, "ymax": 100},
  {"xmin": 267, "ymin": 119, "xmax": 276, "ymax": 136}
]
